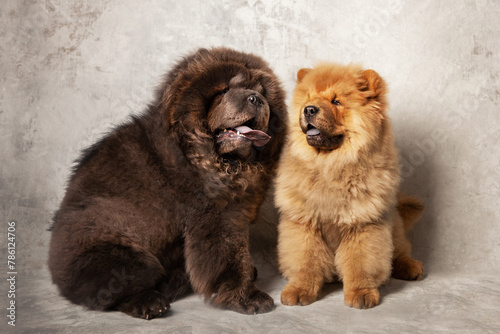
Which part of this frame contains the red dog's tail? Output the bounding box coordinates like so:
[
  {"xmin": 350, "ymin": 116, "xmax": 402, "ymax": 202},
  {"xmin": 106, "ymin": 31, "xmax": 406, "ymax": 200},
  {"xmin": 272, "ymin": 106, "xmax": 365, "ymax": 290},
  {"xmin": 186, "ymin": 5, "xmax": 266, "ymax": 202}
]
[{"xmin": 397, "ymin": 195, "xmax": 424, "ymax": 232}]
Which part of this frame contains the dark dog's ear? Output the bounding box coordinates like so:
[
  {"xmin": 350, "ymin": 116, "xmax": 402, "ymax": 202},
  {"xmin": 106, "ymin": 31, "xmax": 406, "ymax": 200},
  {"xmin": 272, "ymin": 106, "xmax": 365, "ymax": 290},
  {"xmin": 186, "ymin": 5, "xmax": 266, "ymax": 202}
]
[
  {"xmin": 297, "ymin": 68, "xmax": 311, "ymax": 83},
  {"xmin": 359, "ymin": 69, "xmax": 387, "ymax": 101},
  {"xmin": 248, "ymin": 70, "xmax": 287, "ymax": 167}
]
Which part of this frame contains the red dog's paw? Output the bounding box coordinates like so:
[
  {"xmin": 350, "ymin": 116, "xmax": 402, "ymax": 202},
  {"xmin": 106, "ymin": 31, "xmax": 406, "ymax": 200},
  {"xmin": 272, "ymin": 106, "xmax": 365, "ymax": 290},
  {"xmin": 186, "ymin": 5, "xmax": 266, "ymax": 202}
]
[
  {"xmin": 281, "ymin": 284, "xmax": 318, "ymax": 306},
  {"xmin": 344, "ymin": 288, "xmax": 380, "ymax": 309}
]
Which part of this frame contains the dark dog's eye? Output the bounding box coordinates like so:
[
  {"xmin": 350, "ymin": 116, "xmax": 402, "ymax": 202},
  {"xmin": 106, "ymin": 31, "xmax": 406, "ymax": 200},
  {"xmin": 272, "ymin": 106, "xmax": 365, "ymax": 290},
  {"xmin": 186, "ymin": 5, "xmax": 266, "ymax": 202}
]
[
  {"xmin": 331, "ymin": 98, "xmax": 341, "ymax": 106},
  {"xmin": 214, "ymin": 87, "xmax": 229, "ymax": 97}
]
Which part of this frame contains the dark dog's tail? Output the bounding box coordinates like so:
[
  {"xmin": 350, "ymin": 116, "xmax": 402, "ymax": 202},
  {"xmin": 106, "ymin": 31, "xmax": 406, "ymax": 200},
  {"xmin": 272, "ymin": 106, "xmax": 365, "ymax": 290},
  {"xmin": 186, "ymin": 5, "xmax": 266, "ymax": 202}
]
[{"xmin": 397, "ymin": 195, "xmax": 424, "ymax": 232}]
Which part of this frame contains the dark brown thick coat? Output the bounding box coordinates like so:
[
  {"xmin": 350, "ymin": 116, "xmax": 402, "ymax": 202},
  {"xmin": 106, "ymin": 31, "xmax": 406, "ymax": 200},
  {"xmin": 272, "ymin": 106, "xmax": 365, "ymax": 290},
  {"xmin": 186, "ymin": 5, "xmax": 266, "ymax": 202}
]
[{"xmin": 48, "ymin": 48, "xmax": 287, "ymax": 319}]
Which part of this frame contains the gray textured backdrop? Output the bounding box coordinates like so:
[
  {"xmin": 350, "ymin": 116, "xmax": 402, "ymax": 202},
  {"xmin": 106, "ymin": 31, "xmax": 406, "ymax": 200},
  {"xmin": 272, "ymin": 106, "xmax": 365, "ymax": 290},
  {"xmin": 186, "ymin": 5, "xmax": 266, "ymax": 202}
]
[{"xmin": 1, "ymin": 0, "xmax": 499, "ymax": 333}]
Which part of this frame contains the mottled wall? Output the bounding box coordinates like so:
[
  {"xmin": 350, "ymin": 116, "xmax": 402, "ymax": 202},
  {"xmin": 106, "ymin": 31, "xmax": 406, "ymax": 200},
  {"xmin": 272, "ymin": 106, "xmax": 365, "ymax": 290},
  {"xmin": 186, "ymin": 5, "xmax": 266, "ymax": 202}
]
[{"xmin": 1, "ymin": 0, "xmax": 499, "ymax": 279}]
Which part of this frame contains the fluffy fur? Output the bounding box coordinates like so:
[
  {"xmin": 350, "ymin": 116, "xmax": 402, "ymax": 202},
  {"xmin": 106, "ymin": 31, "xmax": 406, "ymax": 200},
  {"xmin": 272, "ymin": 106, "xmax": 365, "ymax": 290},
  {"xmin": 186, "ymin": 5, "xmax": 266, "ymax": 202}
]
[
  {"xmin": 275, "ymin": 64, "xmax": 423, "ymax": 309},
  {"xmin": 48, "ymin": 48, "xmax": 287, "ymax": 319}
]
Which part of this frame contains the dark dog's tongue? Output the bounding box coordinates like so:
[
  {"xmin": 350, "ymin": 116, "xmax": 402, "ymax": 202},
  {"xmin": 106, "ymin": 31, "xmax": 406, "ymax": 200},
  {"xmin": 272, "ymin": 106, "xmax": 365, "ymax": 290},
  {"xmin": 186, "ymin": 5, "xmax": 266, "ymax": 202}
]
[{"xmin": 235, "ymin": 126, "xmax": 271, "ymax": 147}]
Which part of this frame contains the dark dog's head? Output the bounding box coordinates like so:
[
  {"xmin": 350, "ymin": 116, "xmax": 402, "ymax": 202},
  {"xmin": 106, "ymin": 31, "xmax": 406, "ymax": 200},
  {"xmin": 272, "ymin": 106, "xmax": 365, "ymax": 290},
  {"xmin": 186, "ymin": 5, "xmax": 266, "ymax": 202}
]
[
  {"xmin": 158, "ymin": 48, "xmax": 287, "ymax": 167},
  {"xmin": 207, "ymin": 72, "xmax": 271, "ymax": 159}
]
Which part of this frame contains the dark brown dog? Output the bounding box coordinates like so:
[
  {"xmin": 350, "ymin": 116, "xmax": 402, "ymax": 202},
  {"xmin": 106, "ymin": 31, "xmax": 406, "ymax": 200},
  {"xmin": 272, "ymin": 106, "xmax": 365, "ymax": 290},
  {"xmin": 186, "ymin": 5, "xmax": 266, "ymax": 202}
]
[{"xmin": 48, "ymin": 48, "xmax": 287, "ymax": 319}]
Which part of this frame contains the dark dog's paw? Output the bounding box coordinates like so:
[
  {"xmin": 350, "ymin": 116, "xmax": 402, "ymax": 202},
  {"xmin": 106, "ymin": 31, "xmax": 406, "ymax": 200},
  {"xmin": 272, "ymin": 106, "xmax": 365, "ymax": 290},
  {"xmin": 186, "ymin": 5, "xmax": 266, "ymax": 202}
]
[
  {"xmin": 234, "ymin": 289, "xmax": 275, "ymax": 315},
  {"xmin": 115, "ymin": 290, "xmax": 170, "ymax": 320},
  {"xmin": 213, "ymin": 286, "xmax": 275, "ymax": 315}
]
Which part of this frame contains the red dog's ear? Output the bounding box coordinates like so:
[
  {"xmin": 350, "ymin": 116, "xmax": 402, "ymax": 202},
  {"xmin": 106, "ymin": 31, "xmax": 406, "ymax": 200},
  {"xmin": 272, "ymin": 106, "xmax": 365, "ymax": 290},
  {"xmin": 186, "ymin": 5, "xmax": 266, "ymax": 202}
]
[
  {"xmin": 297, "ymin": 68, "xmax": 311, "ymax": 83},
  {"xmin": 360, "ymin": 69, "xmax": 387, "ymax": 100}
]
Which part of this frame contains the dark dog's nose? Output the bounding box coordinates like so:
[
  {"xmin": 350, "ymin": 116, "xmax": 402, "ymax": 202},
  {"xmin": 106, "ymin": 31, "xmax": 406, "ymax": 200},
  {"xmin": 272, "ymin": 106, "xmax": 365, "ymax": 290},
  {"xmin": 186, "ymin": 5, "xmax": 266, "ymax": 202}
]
[
  {"xmin": 248, "ymin": 94, "xmax": 262, "ymax": 106},
  {"xmin": 304, "ymin": 106, "xmax": 319, "ymax": 117}
]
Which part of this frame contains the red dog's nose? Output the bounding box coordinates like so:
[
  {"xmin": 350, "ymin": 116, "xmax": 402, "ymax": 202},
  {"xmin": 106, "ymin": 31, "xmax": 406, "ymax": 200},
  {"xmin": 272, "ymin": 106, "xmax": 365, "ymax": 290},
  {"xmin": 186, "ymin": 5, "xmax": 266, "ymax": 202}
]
[{"xmin": 304, "ymin": 105, "xmax": 319, "ymax": 117}]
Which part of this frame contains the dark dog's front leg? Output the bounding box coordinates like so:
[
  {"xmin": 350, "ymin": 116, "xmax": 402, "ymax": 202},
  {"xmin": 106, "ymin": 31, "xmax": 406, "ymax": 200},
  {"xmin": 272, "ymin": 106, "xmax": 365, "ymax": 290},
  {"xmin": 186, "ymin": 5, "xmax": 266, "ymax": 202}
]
[{"xmin": 183, "ymin": 214, "xmax": 275, "ymax": 314}]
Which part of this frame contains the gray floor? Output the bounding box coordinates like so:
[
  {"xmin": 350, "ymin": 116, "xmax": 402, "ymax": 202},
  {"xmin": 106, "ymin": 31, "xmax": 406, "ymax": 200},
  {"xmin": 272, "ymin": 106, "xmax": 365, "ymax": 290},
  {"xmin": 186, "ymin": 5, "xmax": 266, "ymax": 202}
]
[
  {"xmin": 17, "ymin": 252, "xmax": 500, "ymax": 333},
  {"xmin": 2, "ymin": 0, "xmax": 500, "ymax": 333}
]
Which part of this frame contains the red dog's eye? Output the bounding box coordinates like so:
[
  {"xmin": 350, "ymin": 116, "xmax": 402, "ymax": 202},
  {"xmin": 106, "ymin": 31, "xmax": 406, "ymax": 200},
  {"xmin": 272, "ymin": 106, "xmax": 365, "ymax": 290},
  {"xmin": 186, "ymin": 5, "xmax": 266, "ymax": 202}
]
[{"xmin": 331, "ymin": 99, "xmax": 341, "ymax": 106}]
